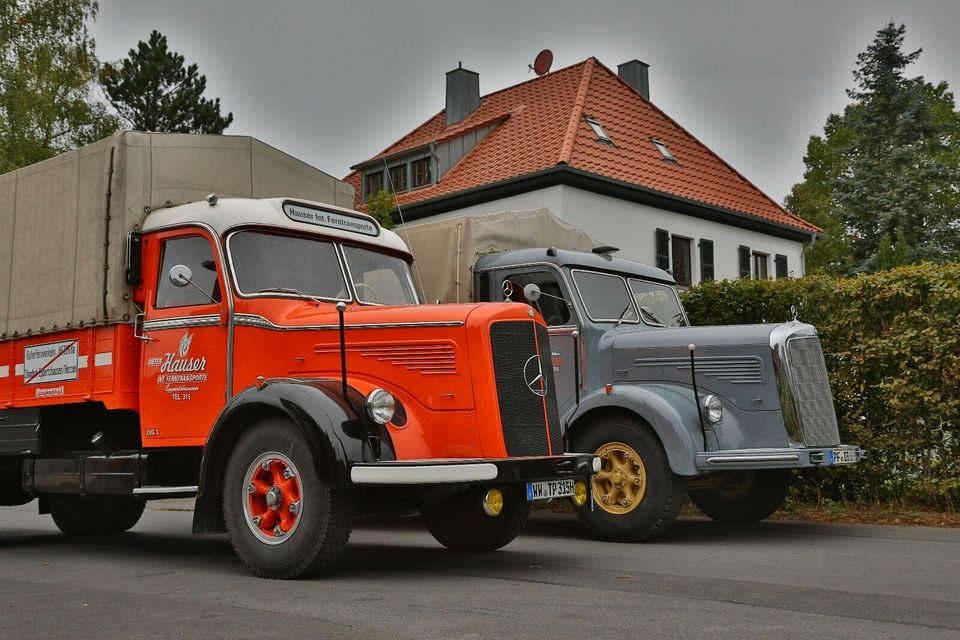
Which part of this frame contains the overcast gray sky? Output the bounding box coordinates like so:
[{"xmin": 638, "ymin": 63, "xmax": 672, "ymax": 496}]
[{"xmin": 90, "ymin": 0, "xmax": 960, "ymax": 204}]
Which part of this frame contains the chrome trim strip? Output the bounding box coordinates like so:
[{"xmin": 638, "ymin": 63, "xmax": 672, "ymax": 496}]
[
  {"xmin": 234, "ymin": 313, "xmax": 464, "ymax": 331},
  {"xmin": 132, "ymin": 485, "xmax": 199, "ymax": 495},
  {"xmin": 350, "ymin": 463, "xmax": 498, "ymax": 484},
  {"xmin": 142, "ymin": 314, "xmax": 221, "ymax": 331},
  {"xmin": 703, "ymin": 454, "xmax": 801, "ymax": 464}
]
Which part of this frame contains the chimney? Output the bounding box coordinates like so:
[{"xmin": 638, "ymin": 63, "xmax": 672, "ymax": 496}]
[
  {"xmin": 445, "ymin": 62, "xmax": 480, "ymax": 126},
  {"xmin": 618, "ymin": 60, "xmax": 650, "ymax": 99}
]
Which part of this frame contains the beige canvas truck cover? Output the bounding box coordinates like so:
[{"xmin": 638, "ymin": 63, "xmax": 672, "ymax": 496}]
[
  {"xmin": 0, "ymin": 131, "xmax": 354, "ymax": 339},
  {"xmin": 400, "ymin": 208, "xmax": 600, "ymax": 304}
]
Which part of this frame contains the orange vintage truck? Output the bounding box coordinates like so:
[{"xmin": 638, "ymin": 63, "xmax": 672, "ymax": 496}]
[{"xmin": 0, "ymin": 133, "xmax": 596, "ymax": 578}]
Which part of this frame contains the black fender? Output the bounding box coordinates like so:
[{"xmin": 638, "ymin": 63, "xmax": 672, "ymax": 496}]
[{"xmin": 192, "ymin": 378, "xmax": 393, "ymax": 535}]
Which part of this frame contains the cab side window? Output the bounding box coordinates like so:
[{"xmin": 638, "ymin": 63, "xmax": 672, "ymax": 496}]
[
  {"xmin": 155, "ymin": 236, "xmax": 220, "ymax": 309},
  {"xmin": 502, "ymin": 271, "xmax": 573, "ymax": 326}
]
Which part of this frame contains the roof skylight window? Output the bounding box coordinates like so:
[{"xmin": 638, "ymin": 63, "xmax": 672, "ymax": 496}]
[
  {"xmin": 586, "ymin": 118, "xmax": 612, "ymax": 144},
  {"xmin": 652, "ymin": 139, "xmax": 677, "ymax": 163}
]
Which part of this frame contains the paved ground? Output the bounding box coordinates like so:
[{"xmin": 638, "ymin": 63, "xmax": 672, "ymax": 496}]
[{"xmin": 1, "ymin": 499, "xmax": 958, "ymax": 639}]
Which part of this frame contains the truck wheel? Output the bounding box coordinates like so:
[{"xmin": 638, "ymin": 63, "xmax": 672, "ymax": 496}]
[
  {"xmin": 688, "ymin": 470, "xmax": 791, "ymax": 524},
  {"xmin": 420, "ymin": 485, "xmax": 530, "ymax": 552},
  {"xmin": 49, "ymin": 495, "xmax": 146, "ymax": 536},
  {"xmin": 571, "ymin": 416, "xmax": 684, "ymax": 542},
  {"xmin": 222, "ymin": 417, "xmax": 354, "ymax": 579}
]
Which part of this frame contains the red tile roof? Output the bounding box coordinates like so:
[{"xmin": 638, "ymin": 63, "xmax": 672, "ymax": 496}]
[{"xmin": 344, "ymin": 58, "xmax": 820, "ymax": 234}]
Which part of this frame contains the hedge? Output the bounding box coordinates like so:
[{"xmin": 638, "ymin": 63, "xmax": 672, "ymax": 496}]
[{"xmin": 681, "ymin": 263, "xmax": 960, "ymax": 510}]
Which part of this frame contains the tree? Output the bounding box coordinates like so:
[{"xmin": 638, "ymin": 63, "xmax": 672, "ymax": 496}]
[
  {"xmin": 0, "ymin": 0, "xmax": 118, "ymax": 173},
  {"xmin": 784, "ymin": 114, "xmax": 855, "ymax": 274},
  {"xmin": 100, "ymin": 30, "xmax": 233, "ymax": 134},
  {"xmin": 365, "ymin": 189, "xmax": 396, "ymax": 229},
  {"xmin": 786, "ymin": 22, "xmax": 960, "ymax": 273}
]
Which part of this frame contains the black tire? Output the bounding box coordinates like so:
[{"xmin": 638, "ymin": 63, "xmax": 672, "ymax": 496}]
[
  {"xmin": 49, "ymin": 495, "xmax": 146, "ymax": 536},
  {"xmin": 222, "ymin": 417, "xmax": 354, "ymax": 579},
  {"xmin": 0, "ymin": 458, "xmax": 31, "ymax": 506},
  {"xmin": 571, "ymin": 415, "xmax": 684, "ymax": 542},
  {"xmin": 688, "ymin": 469, "xmax": 791, "ymax": 524},
  {"xmin": 420, "ymin": 485, "xmax": 530, "ymax": 552}
]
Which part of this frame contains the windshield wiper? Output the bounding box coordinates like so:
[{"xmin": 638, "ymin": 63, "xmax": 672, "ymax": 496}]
[
  {"xmin": 638, "ymin": 305, "xmax": 667, "ymax": 327},
  {"xmin": 257, "ymin": 287, "xmax": 323, "ymax": 307},
  {"xmin": 616, "ymin": 303, "xmax": 635, "ymax": 326}
]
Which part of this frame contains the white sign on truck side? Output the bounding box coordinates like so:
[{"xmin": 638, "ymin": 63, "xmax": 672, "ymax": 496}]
[{"xmin": 23, "ymin": 339, "xmax": 80, "ymax": 385}]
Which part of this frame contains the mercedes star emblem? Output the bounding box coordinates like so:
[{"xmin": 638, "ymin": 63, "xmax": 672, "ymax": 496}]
[{"xmin": 523, "ymin": 354, "xmax": 548, "ymax": 397}]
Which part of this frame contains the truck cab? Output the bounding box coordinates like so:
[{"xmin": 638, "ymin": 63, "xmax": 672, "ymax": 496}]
[{"xmin": 473, "ymin": 246, "xmax": 864, "ymax": 541}]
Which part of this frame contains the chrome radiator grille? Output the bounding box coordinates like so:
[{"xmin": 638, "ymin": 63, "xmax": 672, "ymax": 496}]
[{"xmin": 785, "ymin": 336, "xmax": 840, "ymax": 447}]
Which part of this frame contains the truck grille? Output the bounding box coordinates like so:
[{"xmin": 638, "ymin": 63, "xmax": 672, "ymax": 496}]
[
  {"xmin": 785, "ymin": 336, "xmax": 840, "ymax": 447},
  {"xmin": 489, "ymin": 321, "xmax": 563, "ymax": 456}
]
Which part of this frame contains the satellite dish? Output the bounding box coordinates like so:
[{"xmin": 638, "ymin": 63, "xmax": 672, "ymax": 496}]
[{"xmin": 531, "ymin": 49, "xmax": 553, "ymax": 76}]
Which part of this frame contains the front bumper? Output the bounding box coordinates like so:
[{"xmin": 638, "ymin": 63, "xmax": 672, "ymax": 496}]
[
  {"xmin": 349, "ymin": 453, "xmax": 599, "ymax": 485},
  {"xmin": 695, "ymin": 445, "xmax": 866, "ymax": 471}
]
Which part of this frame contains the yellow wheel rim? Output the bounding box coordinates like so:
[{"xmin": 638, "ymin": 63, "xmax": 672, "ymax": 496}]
[{"xmin": 591, "ymin": 441, "xmax": 647, "ymax": 515}]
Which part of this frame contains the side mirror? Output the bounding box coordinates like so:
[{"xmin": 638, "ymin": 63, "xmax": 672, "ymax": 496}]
[
  {"xmin": 169, "ymin": 264, "xmax": 194, "ymax": 288},
  {"xmin": 523, "ymin": 283, "xmax": 542, "ymax": 302}
]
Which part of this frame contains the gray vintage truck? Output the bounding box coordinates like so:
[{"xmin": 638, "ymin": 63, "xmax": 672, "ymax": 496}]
[{"xmin": 404, "ymin": 210, "xmax": 865, "ymax": 541}]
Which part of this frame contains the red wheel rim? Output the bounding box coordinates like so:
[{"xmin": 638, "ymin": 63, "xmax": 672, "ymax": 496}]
[{"xmin": 242, "ymin": 452, "xmax": 303, "ymax": 545}]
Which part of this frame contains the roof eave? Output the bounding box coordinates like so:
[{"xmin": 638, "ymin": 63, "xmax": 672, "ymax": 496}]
[
  {"xmin": 396, "ymin": 166, "xmax": 818, "ymax": 242},
  {"xmin": 349, "ymin": 142, "xmax": 434, "ymax": 172}
]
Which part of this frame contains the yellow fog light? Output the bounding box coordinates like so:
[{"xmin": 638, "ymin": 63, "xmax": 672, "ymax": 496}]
[
  {"xmin": 573, "ymin": 480, "xmax": 589, "ymax": 507},
  {"xmin": 482, "ymin": 488, "xmax": 504, "ymax": 517}
]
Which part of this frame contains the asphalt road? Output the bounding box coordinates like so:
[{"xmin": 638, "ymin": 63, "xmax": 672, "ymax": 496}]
[{"xmin": 1, "ymin": 499, "xmax": 958, "ymax": 640}]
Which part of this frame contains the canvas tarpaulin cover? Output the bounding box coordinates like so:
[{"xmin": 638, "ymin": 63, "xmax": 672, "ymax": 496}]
[
  {"xmin": 0, "ymin": 131, "xmax": 353, "ymax": 339},
  {"xmin": 400, "ymin": 208, "xmax": 599, "ymax": 304}
]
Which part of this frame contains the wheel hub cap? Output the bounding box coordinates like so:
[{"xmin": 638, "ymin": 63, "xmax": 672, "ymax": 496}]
[
  {"xmin": 591, "ymin": 441, "xmax": 647, "ymax": 515},
  {"xmin": 242, "ymin": 453, "xmax": 303, "ymax": 545}
]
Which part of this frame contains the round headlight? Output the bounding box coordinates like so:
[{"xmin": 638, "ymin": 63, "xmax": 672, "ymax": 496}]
[
  {"xmin": 365, "ymin": 388, "xmax": 396, "ymax": 424},
  {"xmin": 703, "ymin": 394, "xmax": 723, "ymax": 423}
]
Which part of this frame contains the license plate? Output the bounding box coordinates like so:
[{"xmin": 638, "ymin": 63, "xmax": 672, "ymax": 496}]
[
  {"xmin": 828, "ymin": 449, "xmax": 857, "ymax": 465},
  {"xmin": 526, "ymin": 479, "xmax": 575, "ymax": 501}
]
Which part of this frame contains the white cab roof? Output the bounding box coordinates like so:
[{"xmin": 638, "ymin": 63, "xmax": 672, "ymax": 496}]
[{"xmin": 142, "ymin": 197, "xmax": 410, "ymax": 255}]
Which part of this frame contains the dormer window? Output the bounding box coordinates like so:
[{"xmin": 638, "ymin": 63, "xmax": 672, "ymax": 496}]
[
  {"xmin": 388, "ymin": 164, "xmax": 407, "ymax": 192},
  {"xmin": 652, "ymin": 139, "xmax": 677, "ymax": 163},
  {"xmin": 586, "ymin": 117, "xmax": 612, "ymax": 144},
  {"xmin": 364, "ymin": 171, "xmax": 384, "ymax": 198},
  {"xmin": 412, "ymin": 157, "xmax": 432, "ymax": 187}
]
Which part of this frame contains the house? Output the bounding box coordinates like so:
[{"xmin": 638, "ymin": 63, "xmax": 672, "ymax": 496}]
[{"xmin": 344, "ymin": 57, "xmax": 821, "ymax": 285}]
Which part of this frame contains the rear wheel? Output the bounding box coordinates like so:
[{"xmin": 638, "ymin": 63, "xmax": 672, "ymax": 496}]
[
  {"xmin": 688, "ymin": 470, "xmax": 791, "ymax": 524},
  {"xmin": 222, "ymin": 417, "xmax": 354, "ymax": 579},
  {"xmin": 571, "ymin": 415, "xmax": 684, "ymax": 542},
  {"xmin": 420, "ymin": 485, "xmax": 530, "ymax": 552},
  {"xmin": 49, "ymin": 495, "xmax": 146, "ymax": 536}
]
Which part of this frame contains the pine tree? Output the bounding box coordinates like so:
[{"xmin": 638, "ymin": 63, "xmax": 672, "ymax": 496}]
[
  {"xmin": 786, "ymin": 22, "xmax": 960, "ymax": 273},
  {"xmin": 100, "ymin": 30, "xmax": 233, "ymax": 134}
]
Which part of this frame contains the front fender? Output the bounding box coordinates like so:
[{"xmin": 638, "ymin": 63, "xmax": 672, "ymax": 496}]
[
  {"xmin": 568, "ymin": 384, "xmax": 704, "ymax": 476},
  {"xmin": 192, "ymin": 378, "xmax": 381, "ymax": 534}
]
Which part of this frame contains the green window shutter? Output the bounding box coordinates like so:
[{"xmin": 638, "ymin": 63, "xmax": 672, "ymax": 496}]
[
  {"xmin": 655, "ymin": 228, "xmax": 670, "ymax": 271},
  {"xmin": 738, "ymin": 245, "xmax": 751, "ymax": 278},
  {"xmin": 775, "ymin": 254, "xmax": 788, "ymax": 279},
  {"xmin": 699, "ymin": 239, "xmax": 714, "ymax": 281}
]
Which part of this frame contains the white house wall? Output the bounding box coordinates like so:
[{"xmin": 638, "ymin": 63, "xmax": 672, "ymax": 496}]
[
  {"xmin": 557, "ymin": 187, "xmax": 806, "ymax": 284},
  {"xmin": 404, "ymin": 185, "xmax": 807, "ymax": 284}
]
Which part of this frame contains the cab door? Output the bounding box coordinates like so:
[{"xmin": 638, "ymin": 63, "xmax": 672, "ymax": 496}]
[{"xmin": 139, "ymin": 229, "xmax": 229, "ymax": 446}]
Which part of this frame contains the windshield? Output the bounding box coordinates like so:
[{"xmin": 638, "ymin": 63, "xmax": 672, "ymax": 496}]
[
  {"xmin": 342, "ymin": 245, "xmax": 418, "ymax": 305},
  {"xmin": 628, "ymin": 279, "xmax": 687, "ymax": 327},
  {"xmin": 571, "ymin": 270, "xmax": 639, "ymax": 323},
  {"xmin": 230, "ymin": 231, "xmax": 350, "ymax": 300}
]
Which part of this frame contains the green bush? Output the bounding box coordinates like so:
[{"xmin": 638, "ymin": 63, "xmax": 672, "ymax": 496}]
[{"xmin": 681, "ymin": 263, "xmax": 960, "ymax": 510}]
